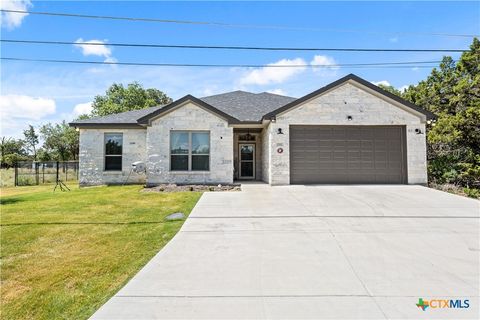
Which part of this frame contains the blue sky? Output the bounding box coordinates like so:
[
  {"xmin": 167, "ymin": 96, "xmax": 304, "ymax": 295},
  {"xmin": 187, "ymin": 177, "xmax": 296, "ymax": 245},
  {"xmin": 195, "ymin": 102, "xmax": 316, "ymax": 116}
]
[{"xmin": 1, "ymin": 1, "xmax": 479, "ymax": 137}]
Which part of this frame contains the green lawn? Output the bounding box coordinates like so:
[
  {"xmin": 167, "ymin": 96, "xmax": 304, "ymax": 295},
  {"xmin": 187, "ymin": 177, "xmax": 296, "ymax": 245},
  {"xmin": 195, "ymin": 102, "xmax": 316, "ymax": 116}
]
[{"xmin": 0, "ymin": 185, "xmax": 202, "ymax": 320}]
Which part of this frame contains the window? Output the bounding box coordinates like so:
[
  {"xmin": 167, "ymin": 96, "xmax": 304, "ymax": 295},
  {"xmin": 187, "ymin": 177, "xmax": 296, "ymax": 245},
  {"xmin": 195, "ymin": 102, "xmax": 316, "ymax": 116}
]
[
  {"xmin": 170, "ymin": 131, "xmax": 210, "ymax": 171},
  {"xmin": 105, "ymin": 133, "xmax": 123, "ymax": 171}
]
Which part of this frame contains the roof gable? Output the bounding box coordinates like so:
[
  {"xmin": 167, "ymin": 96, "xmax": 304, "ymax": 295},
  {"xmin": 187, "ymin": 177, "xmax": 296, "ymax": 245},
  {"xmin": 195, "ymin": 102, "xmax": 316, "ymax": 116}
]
[
  {"xmin": 137, "ymin": 95, "xmax": 240, "ymax": 125},
  {"xmin": 262, "ymin": 74, "xmax": 436, "ymax": 121}
]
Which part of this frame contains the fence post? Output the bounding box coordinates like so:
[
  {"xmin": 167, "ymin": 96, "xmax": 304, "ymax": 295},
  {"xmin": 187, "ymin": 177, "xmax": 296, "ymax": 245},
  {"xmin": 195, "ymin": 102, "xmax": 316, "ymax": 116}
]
[
  {"xmin": 14, "ymin": 163, "xmax": 18, "ymax": 186},
  {"xmin": 56, "ymin": 161, "xmax": 59, "ymax": 183},
  {"xmin": 65, "ymin": 162, "xmax": 68, "ymax": 181},
  {"xmin": 42, "ymin": 163, "xmax": 45, "ymax": 184},
  {"xmin": 35, "ymin": 162, "xmax": 39, "ymax": 185}
]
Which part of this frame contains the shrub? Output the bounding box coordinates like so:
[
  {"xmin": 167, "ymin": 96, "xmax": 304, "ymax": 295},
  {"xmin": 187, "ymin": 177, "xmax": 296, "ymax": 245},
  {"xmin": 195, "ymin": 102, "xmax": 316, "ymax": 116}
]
[{"xmin": 463, "ymin": 187, "xmax": 480, "ymax": 198}]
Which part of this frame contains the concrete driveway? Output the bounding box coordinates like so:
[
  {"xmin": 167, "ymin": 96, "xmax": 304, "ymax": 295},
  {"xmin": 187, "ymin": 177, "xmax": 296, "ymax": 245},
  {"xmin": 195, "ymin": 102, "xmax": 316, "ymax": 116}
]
[{"xmin": 92, "ymin": 185, "xmax": 479, "ymax": 319}]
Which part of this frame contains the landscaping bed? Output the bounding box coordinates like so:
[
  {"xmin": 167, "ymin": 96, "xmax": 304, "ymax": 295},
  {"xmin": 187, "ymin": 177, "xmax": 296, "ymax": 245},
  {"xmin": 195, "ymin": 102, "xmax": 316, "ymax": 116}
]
[
  {"xmin": 429, "ymin": 182, "xmax": 480, "ymax": 199},
  {"xmin": 143, "ymin": 183, "xmax": 241, "ymax": 192}
]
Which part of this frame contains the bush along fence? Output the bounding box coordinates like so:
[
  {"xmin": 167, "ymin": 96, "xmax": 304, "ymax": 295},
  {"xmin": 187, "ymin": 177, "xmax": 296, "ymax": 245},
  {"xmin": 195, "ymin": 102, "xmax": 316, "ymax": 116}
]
[{"xmin": 14, "ymin": 161, "xmax": 79, "ymax": 186}]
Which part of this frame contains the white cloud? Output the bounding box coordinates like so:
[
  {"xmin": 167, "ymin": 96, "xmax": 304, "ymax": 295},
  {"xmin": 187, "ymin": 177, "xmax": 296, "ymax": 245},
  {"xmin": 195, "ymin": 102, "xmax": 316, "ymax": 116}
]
[
  {"xmin": 0, "ymin": 95, "xmax": 56, "ymax": 137},
  {"xmin": 0, "ymin": 0, "xmax": 32, "ymax": 29},
  {"xmin": 399, "ymin": 85, "xmax": 409, "ymax": 92},
  {"xmin": 372, "ymin": 80, "xmax": 391, "ymax": 87},
  {"xmin": 389, "ymin": 37, "xmax": 399, "ymax": 43},
  {"xmin": 310, "ymin": 55, "xmax": 338, "ymax": 70},
  {"xmin": 0, "ymin": 94, "xmax": 56, "ymax": 120},
  {"xmin": 104, "ymin": 56, "xmax": 118, "ymax": 64},
  {"xmin": 73, "ymin": 102, "xmax": 93, "ymax": 117},
  {"xmin": 240, "ymin": 58, "xmax": 307, "ymax": 86},
  {"xmin": 74, "ymin": 38, "xmax": 116, "ymax": 63},
  {"xmin": 412, "ymin": 67, "xmax": 420, "ymax": 71},
  {"xmin": 74, "ymin": 38, "xmax": 111, "ymax": 57},
  {"xmin": 266, "ymin": 89, "xmax": 287, "ymax": 96}
]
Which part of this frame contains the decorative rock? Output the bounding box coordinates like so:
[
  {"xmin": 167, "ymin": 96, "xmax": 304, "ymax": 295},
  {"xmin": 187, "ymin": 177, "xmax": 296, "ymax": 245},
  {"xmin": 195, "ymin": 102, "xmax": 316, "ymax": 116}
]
[{"xmin": 165, "ymin": 212, "xmax": 186, "ymax": 221}]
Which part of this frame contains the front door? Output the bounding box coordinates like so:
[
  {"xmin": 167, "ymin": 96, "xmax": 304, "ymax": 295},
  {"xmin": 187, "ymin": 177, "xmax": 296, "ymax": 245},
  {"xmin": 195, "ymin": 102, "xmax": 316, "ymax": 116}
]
[{"xmin": 239, "ymin": 144, "xmax": 255, "ymax": 179}]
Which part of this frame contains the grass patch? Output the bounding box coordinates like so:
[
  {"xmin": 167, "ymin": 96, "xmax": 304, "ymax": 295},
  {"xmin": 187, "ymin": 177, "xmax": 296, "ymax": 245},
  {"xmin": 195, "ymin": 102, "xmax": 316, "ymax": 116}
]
[
  {"xmin": 1, "ymin": 168, "xmax": 15, "ymax": 187},
  {"xmin": 0, "ymin": 185, "xmax": 202, "ymax": 319}
]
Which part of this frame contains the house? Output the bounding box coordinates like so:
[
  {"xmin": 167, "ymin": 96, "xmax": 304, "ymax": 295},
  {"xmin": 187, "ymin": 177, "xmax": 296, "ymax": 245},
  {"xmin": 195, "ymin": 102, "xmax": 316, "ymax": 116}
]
[{"xmin": 70, "ymin": 74, "xmax": 435, "ymax": 186}]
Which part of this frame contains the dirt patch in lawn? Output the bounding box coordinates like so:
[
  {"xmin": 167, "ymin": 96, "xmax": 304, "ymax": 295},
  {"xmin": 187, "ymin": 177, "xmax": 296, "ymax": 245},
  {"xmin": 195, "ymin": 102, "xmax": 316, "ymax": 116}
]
[{"xmin": 143, "ymin": 184, "xmax": 241, "ymax": 193}]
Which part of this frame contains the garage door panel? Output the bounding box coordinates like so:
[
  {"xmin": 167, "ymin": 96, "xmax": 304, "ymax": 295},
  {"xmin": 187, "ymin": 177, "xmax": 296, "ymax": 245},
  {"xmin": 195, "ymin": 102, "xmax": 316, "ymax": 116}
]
[{"xmin": 290, "ymin": 125, "xmax": 406, "ymax": 184}]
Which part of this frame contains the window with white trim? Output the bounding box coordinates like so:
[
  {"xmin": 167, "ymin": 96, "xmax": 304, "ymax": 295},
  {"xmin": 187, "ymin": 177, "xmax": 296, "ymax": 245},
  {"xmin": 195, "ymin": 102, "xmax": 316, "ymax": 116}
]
[
  {"xmin": 104, "ymin": 133, "xmax": 123, "ymax": 171},
  {"xmin": 170, "ymin": 131, "xmax": 210, "ymax": 171}
]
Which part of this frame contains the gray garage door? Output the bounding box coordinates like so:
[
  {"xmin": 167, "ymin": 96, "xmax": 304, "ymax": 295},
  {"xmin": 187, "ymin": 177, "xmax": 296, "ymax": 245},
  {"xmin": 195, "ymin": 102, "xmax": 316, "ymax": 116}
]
[{"xmin": 290, "ymin": 126, "xmax": 407, "ymax": 184}]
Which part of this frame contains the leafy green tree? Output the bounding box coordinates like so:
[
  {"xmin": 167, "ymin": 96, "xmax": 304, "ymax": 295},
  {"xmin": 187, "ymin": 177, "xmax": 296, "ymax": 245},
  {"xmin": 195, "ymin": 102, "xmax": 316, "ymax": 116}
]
[
  {"xmin": 91, "ymin": 82, "xmax": 172, "ymax": 116},
  {"xmin": 36, "ymin": 148, "xmax": 53, "ymax": 162},
  {"xmin": 402, "ymin": 38, "xmax": 480, "ymax": 189},
  {"xmin": 377, "ymin": 84, "xmax": 402, "ymax": 96},
  {"xmin": 0, "ymin": 137, "xmax": 28, "ymax": 167},
  {"xmin": 23, "ymin": 125, "xmax": 39, "ymax": 160},
  {"xmin": 40, "ymin": 121, "xmax": 79, "ymax": 161}
]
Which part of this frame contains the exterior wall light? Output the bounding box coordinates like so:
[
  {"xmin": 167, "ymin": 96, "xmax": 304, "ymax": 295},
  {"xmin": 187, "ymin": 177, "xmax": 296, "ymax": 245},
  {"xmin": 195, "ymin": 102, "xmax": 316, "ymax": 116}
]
[
  {"xmin": 347, "ymin": 115, "xmax": 353, "ymax": 121},
  {"xmin": 277, "ymin": 128, "xmax": 284, "ymax": 134},
  {"xmin": 415, "ymin": 128, "xmax": 424, "ymax": 134}
]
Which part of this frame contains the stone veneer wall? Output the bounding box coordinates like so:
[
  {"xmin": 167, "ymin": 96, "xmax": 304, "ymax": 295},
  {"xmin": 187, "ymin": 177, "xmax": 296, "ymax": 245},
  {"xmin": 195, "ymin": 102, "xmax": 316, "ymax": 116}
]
[
  {"xmin": 261, "ymin": 128, "xmax": 270, "ymax": 183},
  {"xmin": 146, "ymin": 102, "xmax": 234, "ymax": 185},
  {"xmin": 78, "ymin": 128, "xmax": 147, "ymax": 186},
  {"xmin": 267, "ymin": 82, "xmax": 428, "ymax": 185}
]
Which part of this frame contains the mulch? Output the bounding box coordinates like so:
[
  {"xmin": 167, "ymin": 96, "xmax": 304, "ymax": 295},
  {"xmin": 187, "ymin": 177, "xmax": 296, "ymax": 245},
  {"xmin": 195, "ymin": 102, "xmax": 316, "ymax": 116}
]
[{"xmin": 142, "ymin": 184, "xmax": 241, "ymax": 193}]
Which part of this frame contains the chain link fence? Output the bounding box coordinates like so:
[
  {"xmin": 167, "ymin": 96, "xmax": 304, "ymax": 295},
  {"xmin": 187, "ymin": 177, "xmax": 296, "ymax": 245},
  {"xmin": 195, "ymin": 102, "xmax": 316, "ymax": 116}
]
[{"xmin": 13, "ymin": 161, "xmax": 79, "ymax": 186}]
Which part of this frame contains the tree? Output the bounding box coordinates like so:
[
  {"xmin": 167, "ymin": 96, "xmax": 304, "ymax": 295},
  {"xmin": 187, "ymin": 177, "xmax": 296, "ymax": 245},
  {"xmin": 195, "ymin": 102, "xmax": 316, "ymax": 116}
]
[
  {"xmin": 91, "ymin": 82, "xmax": 172, "ymax": 116},
  {"xmin": 402, "ymin": 37, "xmax": 480, "ymax": 188},
  {"xmin": 40, "ymin": 121, "xmax": 79, "ymax": 161},
  {"xmin": 377, "ymin": 84, "xmax": 402, "ymax": 96},
  {"xmin": 0, "ymin": 137, "xmax": 28, "ymax": 168},
  {"xmin": 23, "ymin": 125, "xmax": 39, "ymax": 160},
  {"xmin": 36, "ymin": 148, "xmax": 53, "ymax": 162}
]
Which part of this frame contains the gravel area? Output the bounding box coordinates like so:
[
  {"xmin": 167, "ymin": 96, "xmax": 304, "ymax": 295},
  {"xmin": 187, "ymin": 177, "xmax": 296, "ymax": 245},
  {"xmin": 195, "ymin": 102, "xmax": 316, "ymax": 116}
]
[{"xmin": 143, "ymin": 184, "xmax": 241, "ymax": 193}]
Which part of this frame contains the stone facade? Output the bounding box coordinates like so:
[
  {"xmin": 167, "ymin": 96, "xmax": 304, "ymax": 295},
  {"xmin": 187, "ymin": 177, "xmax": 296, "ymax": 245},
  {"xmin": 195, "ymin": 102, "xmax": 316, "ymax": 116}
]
[
  {"xmin": 78, "ymin": 128, "xmax": 147, "ymax": 186},
  {"xmin": 266, "ymin": 82, "xmax": 428, "ymax": 185},
  {"xmin": 260, "ymin": 128, "xmax": 270, "ymax": 183},
  {"xmin": 78, "ymin": 82, "xmax": 428, "ymax": 186},
  {"xmin": 146, "ymin": 102, "xmax": 234, "ymax": 185}
]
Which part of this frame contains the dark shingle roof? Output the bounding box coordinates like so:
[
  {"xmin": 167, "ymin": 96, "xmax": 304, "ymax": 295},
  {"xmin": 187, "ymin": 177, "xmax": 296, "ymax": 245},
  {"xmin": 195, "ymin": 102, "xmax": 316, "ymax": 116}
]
[
  {"xmin": 70, "ymin": 91, "xmax": 296, "ymax": 126},
  {"xmin": 71, "ymin": 105, "xmax": 164, "ymax": 125},
  {"xmin": 199, "ymin": 91, "xmax": 296, "ymax": 122},
  {"xmin": 70, "ymin": 75, "xmax": 435, "ymax": 128}
]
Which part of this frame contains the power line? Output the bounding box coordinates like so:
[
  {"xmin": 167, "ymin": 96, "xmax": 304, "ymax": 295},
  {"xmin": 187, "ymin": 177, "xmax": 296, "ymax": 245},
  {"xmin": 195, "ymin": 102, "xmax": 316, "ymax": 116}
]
[
  {"xmin": 1, "ymin": 57, "xmax": 442, "ymax": 69},
  {"xmin": 1, "ymin": 9, "xmax": 478, "ymax": 39},
  {"xmin": 1, "ymin": 39, "xmax": 467, "ymax": 53}
]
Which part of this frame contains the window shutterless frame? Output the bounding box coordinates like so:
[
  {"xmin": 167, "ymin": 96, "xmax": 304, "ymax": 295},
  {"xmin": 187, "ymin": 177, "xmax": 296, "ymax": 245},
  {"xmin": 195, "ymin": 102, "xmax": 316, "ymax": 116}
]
[
  {"xmin": 170, "ymin": 131, "xmax": 210, "ymax": 171},
  {"xmin": 104, "ymin": 132, "xmax": 123, "ymax": 171}
]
